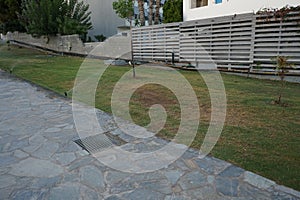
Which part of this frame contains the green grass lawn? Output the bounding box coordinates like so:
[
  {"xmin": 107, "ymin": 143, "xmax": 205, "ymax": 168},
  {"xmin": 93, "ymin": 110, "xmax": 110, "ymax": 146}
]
[{"xmin": 1, "ymin": 44, "xmax": 300, "ymax": 190}]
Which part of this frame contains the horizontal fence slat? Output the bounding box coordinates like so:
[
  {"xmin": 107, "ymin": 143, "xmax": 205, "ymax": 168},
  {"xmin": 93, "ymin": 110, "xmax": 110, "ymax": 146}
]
[{"xmin": 132, "ymin": 11, "xmax": 300, "ymax": 71}]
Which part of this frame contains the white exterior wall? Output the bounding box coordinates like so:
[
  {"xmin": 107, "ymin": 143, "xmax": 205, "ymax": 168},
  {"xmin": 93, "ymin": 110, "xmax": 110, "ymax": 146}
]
[
  {"xmin": 85, "ymin": 0, "xmax": 126, "ymax": 39},
  {"xmin": 184, "ymin": 0, "xmax": 300, "ymax": 21}
]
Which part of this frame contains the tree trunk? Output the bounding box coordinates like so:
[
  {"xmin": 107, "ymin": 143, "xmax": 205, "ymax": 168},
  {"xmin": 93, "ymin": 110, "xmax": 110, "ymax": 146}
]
[
  {"xmin": 148, "ymin": 0, "xmax": 153, "ymax": 25},
  {"xmin": 154, "ymin": 0, "xmax": 161, "ymax": 24},
  {"xmin": 138, "ymin": 0, "xmax": 145, "ymax": 26}
]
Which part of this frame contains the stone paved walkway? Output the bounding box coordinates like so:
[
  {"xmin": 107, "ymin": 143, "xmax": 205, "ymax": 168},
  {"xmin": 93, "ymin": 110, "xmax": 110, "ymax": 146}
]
[{"xmin": 0, "ymin": 70, "xmax": 299, "ymax": 200}]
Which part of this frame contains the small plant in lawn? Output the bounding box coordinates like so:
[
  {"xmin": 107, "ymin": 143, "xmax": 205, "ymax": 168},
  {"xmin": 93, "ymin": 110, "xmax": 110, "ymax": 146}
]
[{"xmin": 271, "ymin": 56, "xmax": 294, "ymax": 105}]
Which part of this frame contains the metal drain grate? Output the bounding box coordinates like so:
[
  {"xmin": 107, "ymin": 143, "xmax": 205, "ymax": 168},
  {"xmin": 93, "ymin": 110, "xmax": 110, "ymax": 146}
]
[{"xmin": 74, "ymin": 131, "xmax": 127, "ymax": 153}]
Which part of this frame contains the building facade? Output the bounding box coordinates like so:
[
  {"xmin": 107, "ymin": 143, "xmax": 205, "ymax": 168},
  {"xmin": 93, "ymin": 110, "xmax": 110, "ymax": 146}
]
[
  {"xmin": 85, "ymin": 0, "xmax": 126, "ymax": 39},
  {"xmin": 184, "ymin": 0, "xmax": 300, "ymax": 21}
]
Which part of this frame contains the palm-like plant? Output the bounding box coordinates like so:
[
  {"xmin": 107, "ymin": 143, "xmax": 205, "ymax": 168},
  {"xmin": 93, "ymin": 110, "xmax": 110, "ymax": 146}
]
[
  {"xmin": 148, "ymin": 0, "xmax": 153, "ymax": 25},
  {"xmin": 19, "ymin": 0, "xmax": 92, "ymax": 39},
  {"xmin": 58, "ymin": 0, "xmax": 92, "ymax": 36},
  {"xmin": 137, "ymin": 0, "xmax": 145, "ymax": 26},
  {"xmin": 154, "ymin": 0, "xmax": 161, "ymax": 24}
]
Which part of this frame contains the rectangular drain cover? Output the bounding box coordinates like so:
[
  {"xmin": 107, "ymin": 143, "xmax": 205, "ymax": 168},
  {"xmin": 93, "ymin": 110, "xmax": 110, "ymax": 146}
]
[{"xmin": 74, "ymin": 132, "xmax": 127, "ymax": 153}]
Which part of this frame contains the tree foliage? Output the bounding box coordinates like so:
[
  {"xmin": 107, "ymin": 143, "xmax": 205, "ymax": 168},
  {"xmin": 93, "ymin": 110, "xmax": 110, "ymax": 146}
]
[
  {"xmin": 112, "ymin": 0, "xmax": 134, "ymax": 23},
  {"xmin": 163, "ymin": 0, "xmax": 183, "ymax": 23},
  {"xmin": 0, "ymin": 0, "xmax": 25, "ymax": 33},
  {"xmin": 19, "ymin": 0, "xmax": 92, "ymax": 37}
]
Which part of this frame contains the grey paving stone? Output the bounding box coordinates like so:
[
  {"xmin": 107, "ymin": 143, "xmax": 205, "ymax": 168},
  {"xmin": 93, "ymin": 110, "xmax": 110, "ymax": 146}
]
[
  {"xmin": 194, "ymin": 156, "xmax": 230, "ymax": 175},
  {"xmin": 63, "ymin": 172, "xmax": 80, "ymax": 183},
  {"xmin": 7, "ymin": 138, "xmax": 29, "ymax": 151},
  {"xmin": 0, "ymin": 188, "xmax": 13, "ymax": 199},
  {"xmin": 14, "ymin": 149, "xmax": 29, "ymax": 159},
  {"xmin": 139, "ymin": 180, "xmax": 173, "ymax": 195},
  {"xmin": 0, "ymin": 153, "xmax": 18, "ymax": 166},
  {"xmin": 218, "ymin": 165, "xmax": 245, "ymax": 178},
  {"xmin": 184, "ymin": 186, "xmax": 221, "ymax": 200},
  {"xmin": 31, "ymin": 176, "xmax": 61, "ymax": 189},
  {"xmin": 106, "ymin": 171, "xmax": 131, "ymax": 185},
  {"xmin": 0, "ymin": 175, "xmax": 16, "ymax": 189},
  {"xmin": 68, "ymin": 156, "xmax": 95, "ymax": 171},
  {"xmin": 244, "ymin": 171, "xmax": 276, "ymax": 190},
  {"xmin": 109, "ymin": 181, "xmax": 136, "ymax": 194},
  {"xmin": 164, "ymin": 194, "xmax": 189, "ymax": 200},
  {"xmin": 10, "ymin": 157, "xmax": 63, "ymax": 177},
  {"xmin": 80, "ymin": 185, "xmax": 103, "ymax": 200},
  {"xmin": 10, "ymin": 189, "xmax": 47, "ymax": 200},
  {"xmin": 79, "ymin": 165, "xmax": 105, "ymax": 191},
  {"xmin": 163, "ymin": 170, "xmax": 183, "ymax": 185},
  {"xmin": 48, "ymin": 184, "xmax": 81, "ymax": 200},
  {"xmin": 273, "ymin": 185, "xmax": 300, "ymax": 199},
  {"xmin": 122, "ymin": 188, "xmax": 165, "ymax": 200},
  {"xmin": 216, "ymin": 177, "xmax": 239, "ymax": 197},
  {"xmin": 239, "ymin": 183, "xmax": 271, "ymax": 199},
  {"xmin": 178, "ymin": 171, "xmax": 207, "ymax": 190},
  {"xmin": 105, "ymin": 195, "xmax": 123, "ymax": 200},
  {"xmin": 53, "ymin": 152, "xmax": 76, "ymax": 166},
  {"xmin": 31, "ymin": 140, "xmax": 60, "ymax": 159}
]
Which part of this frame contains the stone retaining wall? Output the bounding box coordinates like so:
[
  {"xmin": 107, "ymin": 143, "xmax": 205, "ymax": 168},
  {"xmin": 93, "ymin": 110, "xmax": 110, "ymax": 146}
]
[{"xmin": 4, "ymin": 32, "xmax": 131, "ymax": 60}]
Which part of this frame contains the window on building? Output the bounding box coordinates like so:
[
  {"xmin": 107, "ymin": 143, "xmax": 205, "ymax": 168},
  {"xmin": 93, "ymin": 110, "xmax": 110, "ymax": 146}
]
[
  {"xmin": 191, "ymin": 0, "xmax": 208, "ymax": 8},
  {"xmin": 215, "ymin": 0, "xmax": 222, "ymax": 4}
]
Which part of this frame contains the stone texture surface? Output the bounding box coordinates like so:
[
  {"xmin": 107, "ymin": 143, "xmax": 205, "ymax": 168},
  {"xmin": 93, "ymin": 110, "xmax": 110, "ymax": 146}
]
[{"xmin": 0, "ymin": 70, "xmax": 299, "ymax": 199}]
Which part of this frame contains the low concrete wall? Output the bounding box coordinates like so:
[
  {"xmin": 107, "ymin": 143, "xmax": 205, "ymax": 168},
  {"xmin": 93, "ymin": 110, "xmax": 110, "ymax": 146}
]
[
  {"xmin": 4, "ymin": 32, "xmax": 131, "ymax": 60},
  {"xmin": 6, "ymin": 32, "xmax": 90, "ymax": 55}
]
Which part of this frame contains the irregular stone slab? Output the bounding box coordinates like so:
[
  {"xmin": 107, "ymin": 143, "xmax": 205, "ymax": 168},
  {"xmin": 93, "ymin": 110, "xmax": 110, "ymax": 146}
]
[
  {"xmin": 68, "ymin": 157, "xmax": 95, "ymax": 171},
  {"xmin": 216, "ymin": 177, "xmax": 239, "ymax": 197},
  {"xmin": 0, "ymin": 153, "xmax": 18, "ymax": 167},
  {"xmin": 106, "ymin": 171, "xmax": 131, "ymax": 185},
  {"xmin": 194, "ymin": 156, "xmax": 230, "ymax": 175},
  {"xmin": 244, "ymin": 171, "xmax": 276, "ymax": 190},
  {"xmin": 164, "ymin": 194, "xmax": 189, "ymax": 200},
  {"xmin": 139, "ymin": 180, "xmax": 173, "ymax": 195},
  {"xmin": 0, "ymin": 188, "xmax": 13, "ymax": 200},
  {"xmin": 45, "ymin": 127, "xmax": 61, "ymax": 133},
  {"xmin": 53, "ymin": 152, "xmax": 76, "ymax": 166},
  {"xmin": 79, "ymin": 165, "xmax": 105, "ymax": 191},
  {"xmin": 273, "ymin": 185, "xmax": 300, "ymax": 199},
  {"xmin": 48, "ymin": 184, "xmax": 80, "ymax": 200},
  {"xmin": 122, "ymin": 188, "xmax": 165, "ymax": 200},
  {"xmin": 183, "ymin": 186, "xmax": 221, "ymax": 200},
  {"xmin": 11, "ymin": 189, "xmax": 47, "ymax": 200},
  {"xmin": 31, "ymin": 176, "xmax": 61, "ymax": 189},
  {"xmin": 80, "ymin": 185, "xmax": 103, "ymax": 200},
  {"xmin": 8, "ymin": 139, "xmax": 29, "ymax": 151},
  {"xmin": 14, "ymin": 150, "xmax": 29, "ymax": 159},
  {"xmin": 0, "ymin": 175, "xmax": 16, "ymax": 189},
  {"xmin": 239, "ymin": 183, "xmax": 271, "ymax": 199},
  {"xmin": 10, "ymin": 158, "xmax": 63, "ymax": 177},
  {"xmin": 31, "ymin": 140, "xmax": 59, "ymax": 159},
  {"xmin": 164, "ymin": 170, "xmax": 183, "ymax": 185},
  {"xmin": 218, "ymin": 165, "xmax": 245, "ymax": 178},
  {"xmin": 179, "ymin": 171, "xmax": 207, "ymax": 190}
]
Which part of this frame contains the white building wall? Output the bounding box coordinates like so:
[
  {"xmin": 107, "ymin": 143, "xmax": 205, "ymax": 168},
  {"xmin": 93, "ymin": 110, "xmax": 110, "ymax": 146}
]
[
  {"xmin": 184, "ymin": 0, "xmax": 300, "ymax": 21},
  {"xmin": 85, "ymin": 0, "xmax": 126, "ymax": 39}
]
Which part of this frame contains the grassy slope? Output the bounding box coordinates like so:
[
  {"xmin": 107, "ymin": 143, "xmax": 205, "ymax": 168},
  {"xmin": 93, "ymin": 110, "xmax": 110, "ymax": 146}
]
[{"xmin": 0, "ymin": 44, "xmax": 299, "ymax": 190}]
